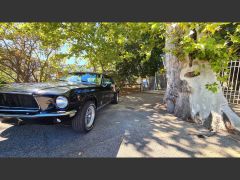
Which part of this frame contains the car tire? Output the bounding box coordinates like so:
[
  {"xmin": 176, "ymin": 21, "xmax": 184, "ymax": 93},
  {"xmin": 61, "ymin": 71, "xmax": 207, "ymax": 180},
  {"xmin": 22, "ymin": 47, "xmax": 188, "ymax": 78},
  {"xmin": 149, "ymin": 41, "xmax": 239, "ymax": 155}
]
[
  {"xmin": 111, "ymin": 92, "xmax": 119, "ymax": 104},
  {"xmin": 72, "ymin": 101, "xmax": 96, "ymax": 133}
]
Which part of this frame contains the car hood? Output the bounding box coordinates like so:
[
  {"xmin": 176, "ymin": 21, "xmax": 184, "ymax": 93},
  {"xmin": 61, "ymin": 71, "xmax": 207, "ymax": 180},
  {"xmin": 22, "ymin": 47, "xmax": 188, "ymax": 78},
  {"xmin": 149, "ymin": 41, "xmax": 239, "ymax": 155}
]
[{"xmin": 0, "ymin": 81, "xmax": 94, "ymax": 95}]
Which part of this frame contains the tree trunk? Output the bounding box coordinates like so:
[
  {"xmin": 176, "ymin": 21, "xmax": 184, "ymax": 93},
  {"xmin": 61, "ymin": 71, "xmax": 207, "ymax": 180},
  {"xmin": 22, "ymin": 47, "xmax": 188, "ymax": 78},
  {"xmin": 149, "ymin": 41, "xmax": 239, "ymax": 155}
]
[
  {"xmin": 164, "ymin": 24, "xmax": 192, "ymax": 120},
  {"xmin": 148, "ymin": 76, "xmax": 155, "ymax": 90},
  {"xmin": 159, "ymin": 73, "xmax": 167, "ymax": 89},
  {"xmin": 164, "ymin": 24, "xmax": 240, "ymax": 132}
]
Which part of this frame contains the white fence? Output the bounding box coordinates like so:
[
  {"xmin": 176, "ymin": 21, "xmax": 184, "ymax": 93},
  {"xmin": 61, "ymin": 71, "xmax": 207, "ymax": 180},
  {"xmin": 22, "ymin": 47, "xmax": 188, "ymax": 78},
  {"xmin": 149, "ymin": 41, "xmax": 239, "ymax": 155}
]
[{"xmin": 221, "ymin": 60, "xmax": 240, "ymax": 104}]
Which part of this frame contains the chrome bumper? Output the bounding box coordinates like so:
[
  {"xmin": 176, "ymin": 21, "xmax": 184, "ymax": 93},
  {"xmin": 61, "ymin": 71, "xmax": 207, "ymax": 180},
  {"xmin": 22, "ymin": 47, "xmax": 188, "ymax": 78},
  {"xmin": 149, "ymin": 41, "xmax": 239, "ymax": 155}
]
[{"xmin": 0, "ymin": 110, "xmax": 77, "ymax": 118}]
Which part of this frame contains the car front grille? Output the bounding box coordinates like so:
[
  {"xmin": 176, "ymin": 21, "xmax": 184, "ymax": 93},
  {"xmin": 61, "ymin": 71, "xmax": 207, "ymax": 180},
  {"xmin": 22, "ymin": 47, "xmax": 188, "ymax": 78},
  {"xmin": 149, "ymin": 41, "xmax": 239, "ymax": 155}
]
[{"xmin": 0, "ymin": 93, "xmax": 39, "ymax": 109}]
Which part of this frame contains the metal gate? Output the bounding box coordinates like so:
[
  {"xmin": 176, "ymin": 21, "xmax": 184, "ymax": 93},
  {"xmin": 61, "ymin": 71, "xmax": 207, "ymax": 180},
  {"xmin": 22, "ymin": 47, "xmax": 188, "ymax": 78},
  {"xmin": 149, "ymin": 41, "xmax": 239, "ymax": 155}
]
[
  {"xmin": 141, "ymin": 73, "xmax": 167, "ymax": 91},
  {"xmin": 221, "ymin": 60, "xmax": 240, "ymax": 104}
]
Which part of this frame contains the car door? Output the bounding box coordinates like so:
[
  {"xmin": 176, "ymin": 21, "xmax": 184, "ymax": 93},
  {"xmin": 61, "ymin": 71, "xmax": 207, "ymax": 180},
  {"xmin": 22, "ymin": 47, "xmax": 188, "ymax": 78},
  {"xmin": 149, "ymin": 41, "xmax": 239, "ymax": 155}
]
[
  {"xmin": 94, "ymin": 73, "xmax": 106, "ymax": 108},
  {"xmin": 101, "ymin": 75, "xmax": 114, "ymax": 104}
]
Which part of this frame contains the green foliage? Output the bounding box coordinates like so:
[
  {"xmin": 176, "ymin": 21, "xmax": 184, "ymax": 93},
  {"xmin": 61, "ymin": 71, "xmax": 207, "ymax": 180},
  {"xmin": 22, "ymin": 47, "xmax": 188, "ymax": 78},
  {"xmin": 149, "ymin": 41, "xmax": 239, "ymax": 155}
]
[
  {"xmin": 0, "ymin": 22, "xmax": 70, "ymax": 83},
  {"xmin": 0, "ymin": 22, "xmax": 166, "ymax": 84},
  {"xmin": 66, "ymin": 22, "xmax": 166, "ymax": 85},
  {"xmin": 168, "ymin": 23, "xmax": 240, "ymax": 93},
  {"xmin": 205, "ymin": 82, "xmax": 219, "ymax": 93},
  {"xmin": 2, "ymin": 22, "xmax": 238, "ymax": 92},
  {"xmin": 171, "ymin": 23, "xmax": 240, "ymax": 71},
  {"xmin": 159, "ymin": 68, "xmax": 166, "ymax": 74}
]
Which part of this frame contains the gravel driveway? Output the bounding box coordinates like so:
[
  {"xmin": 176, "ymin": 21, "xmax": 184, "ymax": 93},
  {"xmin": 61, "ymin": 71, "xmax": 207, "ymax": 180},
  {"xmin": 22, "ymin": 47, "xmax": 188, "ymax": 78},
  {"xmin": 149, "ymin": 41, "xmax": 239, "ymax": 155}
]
[{"xmin": 0, "ymin": 92, "xmax": 240, "ymax": 157}]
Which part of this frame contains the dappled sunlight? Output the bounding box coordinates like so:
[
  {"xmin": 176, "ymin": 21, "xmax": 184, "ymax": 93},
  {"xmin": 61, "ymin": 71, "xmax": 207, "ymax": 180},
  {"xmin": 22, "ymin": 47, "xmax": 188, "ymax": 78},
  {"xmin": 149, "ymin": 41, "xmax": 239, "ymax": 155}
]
[
  {"xmin": 230, "ymin": 104, "xmax": 240, "ymax": 117},
  {"xmin": 0, "ymin": 123, "xmax": 11, "ymax": 142},
  {"xmin": 124, "ymin": 95, "xmax": 144, "ymax": 103},
  {"xmin": 0, "ymin": 93, "xmax": 240, "ymax": 157},
  {"xmin": 142, "ymin": 104, "xmax": 152, "ymax": 106},
  {"xmin": 0, "ymin": 136, "xmax": 8, "ymax": 142},
  {"xmin": 1, "ymin": 22, "xmax": 240, "ymax": 157},
  {"xmin": 117, "ymin": 93, "xmax": 240, "ymax": 157}
]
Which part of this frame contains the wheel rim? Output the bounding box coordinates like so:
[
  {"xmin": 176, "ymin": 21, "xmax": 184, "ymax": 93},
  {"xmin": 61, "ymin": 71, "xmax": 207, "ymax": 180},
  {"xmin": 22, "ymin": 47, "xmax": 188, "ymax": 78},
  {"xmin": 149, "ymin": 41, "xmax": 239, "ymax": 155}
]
[
  {"xmin": 85, "ymin": 105, "xmax": 95, "ymax": 128},
  {"xmin": 116, "ymin": 93, "xmax": 119, "ymax": 102}
]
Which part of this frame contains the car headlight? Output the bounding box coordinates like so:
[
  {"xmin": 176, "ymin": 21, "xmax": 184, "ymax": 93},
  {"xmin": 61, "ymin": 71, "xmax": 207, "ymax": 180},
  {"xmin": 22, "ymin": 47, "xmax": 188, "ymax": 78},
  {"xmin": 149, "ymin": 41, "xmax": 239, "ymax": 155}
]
[{"xmin": 56, "ymin": 96, "xmax": 68, "ymax": 109}]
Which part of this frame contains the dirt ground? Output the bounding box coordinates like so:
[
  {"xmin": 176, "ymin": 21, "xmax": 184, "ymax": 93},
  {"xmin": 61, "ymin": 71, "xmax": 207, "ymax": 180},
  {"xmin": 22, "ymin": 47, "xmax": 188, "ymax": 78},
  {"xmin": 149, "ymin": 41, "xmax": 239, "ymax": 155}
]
[{"xmin": 0, "ymin": 92, "xmax": 240, "ymax": 157}]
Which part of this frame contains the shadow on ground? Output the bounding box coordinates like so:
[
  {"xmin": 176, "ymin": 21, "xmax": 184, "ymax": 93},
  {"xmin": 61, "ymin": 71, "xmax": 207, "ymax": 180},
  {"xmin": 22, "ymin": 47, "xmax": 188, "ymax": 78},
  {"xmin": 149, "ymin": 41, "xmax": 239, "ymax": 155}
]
[{"xmin": 0, "ymin": 93, "xmax": 240, "ymax": 157}]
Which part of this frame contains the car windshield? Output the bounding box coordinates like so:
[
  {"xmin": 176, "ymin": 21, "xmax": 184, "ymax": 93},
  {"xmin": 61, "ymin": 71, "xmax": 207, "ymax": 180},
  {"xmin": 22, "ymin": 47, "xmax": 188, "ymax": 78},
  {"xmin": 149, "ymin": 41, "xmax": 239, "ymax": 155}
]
[{"xmin": 58, "ymin": 73, "xmax": 101, "ymax": 85}]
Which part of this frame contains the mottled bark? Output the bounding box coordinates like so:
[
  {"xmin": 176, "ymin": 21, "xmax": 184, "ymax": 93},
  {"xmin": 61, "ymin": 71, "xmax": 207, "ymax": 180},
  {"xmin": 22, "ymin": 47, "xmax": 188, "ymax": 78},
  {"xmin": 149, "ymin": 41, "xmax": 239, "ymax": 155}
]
[
  {"xmin": 164, "ymin": 24, "xmax": 240, "ymax": 132},
  {"xmin": 164, "ymin": 24, "xmax": 191, "ymax": 120}
]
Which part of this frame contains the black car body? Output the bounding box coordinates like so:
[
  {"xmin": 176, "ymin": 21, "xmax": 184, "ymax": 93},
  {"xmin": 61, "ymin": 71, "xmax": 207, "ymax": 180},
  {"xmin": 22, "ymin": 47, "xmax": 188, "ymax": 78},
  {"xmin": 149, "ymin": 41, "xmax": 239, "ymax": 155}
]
[{"xmin": 0, "ymin": 72, "xmax": 119, "ymax": 132}]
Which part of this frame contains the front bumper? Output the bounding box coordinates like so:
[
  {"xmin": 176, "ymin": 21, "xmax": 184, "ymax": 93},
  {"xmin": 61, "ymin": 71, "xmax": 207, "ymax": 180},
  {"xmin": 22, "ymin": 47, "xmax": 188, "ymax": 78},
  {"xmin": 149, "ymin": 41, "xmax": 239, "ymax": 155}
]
[{"xmin": 0, "ymin": 110, "xmax": 77, "ymax": 119}]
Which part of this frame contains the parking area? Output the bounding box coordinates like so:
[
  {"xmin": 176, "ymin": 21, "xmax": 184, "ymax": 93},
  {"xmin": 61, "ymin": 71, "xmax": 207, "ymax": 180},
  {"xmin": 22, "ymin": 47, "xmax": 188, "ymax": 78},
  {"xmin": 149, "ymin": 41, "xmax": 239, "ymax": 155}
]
[{"xmin": 0, "ymin": 92, "xmax": 240, "ymax": 157}]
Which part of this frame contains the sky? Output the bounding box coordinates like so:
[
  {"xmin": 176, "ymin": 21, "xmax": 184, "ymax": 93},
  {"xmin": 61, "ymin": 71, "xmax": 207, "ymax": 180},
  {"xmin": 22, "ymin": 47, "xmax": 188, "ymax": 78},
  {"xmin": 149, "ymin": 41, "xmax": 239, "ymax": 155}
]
[
  {"xmin": 60, "ymin": 44, "xmax": 87, "ymax": 66},
  {"xmin": 66, "ymin": 57, "xmax": 87, "ymax": 65}
]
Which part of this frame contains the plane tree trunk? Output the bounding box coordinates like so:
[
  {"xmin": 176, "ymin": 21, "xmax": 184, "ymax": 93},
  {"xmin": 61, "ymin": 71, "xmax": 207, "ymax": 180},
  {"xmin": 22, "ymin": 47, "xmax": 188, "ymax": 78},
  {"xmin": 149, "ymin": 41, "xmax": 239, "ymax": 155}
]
[{"xmin": 164, "ymin": 24, "xmax": 240, "ymax": 132}]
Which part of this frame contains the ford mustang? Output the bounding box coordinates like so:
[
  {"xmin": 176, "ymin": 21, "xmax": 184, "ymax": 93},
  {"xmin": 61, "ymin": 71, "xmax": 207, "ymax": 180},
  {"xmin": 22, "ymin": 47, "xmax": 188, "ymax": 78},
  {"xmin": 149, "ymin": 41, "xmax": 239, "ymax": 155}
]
[{"xmin": 0, "ymin": 72, "xmax": 119, "ymax": 133}]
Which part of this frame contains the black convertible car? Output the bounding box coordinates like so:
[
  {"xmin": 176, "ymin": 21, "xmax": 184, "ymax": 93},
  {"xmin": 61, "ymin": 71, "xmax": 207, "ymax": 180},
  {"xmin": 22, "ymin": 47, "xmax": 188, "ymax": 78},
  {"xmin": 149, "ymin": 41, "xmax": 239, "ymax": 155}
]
[{"xmin": 0, "ymin": 72, "xmax": 119, "ymax": 133}]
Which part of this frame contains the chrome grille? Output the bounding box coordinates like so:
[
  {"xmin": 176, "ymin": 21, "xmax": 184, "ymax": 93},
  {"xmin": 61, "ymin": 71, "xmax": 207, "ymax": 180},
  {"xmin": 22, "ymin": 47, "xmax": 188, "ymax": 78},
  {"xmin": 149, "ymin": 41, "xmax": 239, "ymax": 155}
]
[{"xmin": 0, "ymin": 93, "xmax": 39, "ymax": 109}]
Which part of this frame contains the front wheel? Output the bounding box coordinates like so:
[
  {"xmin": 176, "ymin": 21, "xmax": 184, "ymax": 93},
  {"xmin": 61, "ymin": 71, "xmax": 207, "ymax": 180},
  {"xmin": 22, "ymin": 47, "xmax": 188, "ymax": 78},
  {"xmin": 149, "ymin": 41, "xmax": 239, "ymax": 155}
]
[{"xmin": 72, "ymin": 101, "xmax": 96, "ymax": 133}]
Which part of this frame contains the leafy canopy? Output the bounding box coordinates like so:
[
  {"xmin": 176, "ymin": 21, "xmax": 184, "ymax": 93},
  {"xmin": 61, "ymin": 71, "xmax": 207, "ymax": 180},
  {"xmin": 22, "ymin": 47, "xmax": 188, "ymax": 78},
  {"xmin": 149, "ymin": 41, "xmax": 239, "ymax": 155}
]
[{"xmin": 168, "ymin": 23, "xmax": 240, "ymax": 92}]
